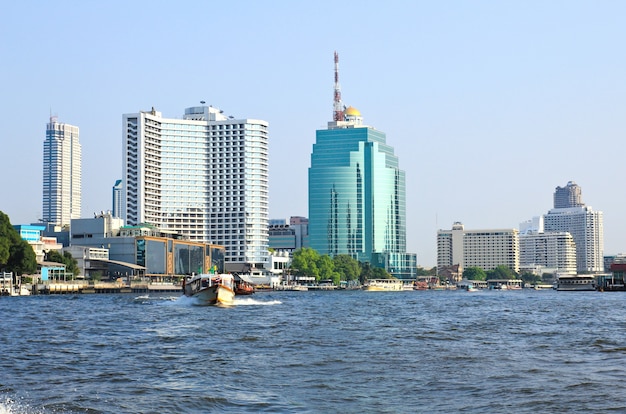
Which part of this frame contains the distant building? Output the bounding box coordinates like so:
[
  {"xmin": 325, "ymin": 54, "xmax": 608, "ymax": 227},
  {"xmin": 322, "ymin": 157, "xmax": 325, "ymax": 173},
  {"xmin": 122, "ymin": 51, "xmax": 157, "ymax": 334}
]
[
  {"xmin": 519, "ymin": 216, "xmax": 544, "ymax": 235},
  {"xmin": 112, "ymin": 179, "xmax": 123, "ymax": 218},
  {"xmin": 554, "ymin": 181, "xmax": 584, "ymax": 209},
  {"xmin": 42, "ymin": 116, "xmax": 81, "ymax": 227},
  {"xmin": 69, "ymin": 213, "xmax": 224, "ymax": 280},
  {"xmin": 519, "ymin": 231, "xmax": 577, "ymax": 275},
  {"xmin": 543, "ymin": 206, "xmax": 604, "ymax": 273},
  {"xmin": 122, "ymin": 105, "xmax": 268, "ymax": 272},
  {"xmin": 268, "ymin": 216, "xmax": 309, "ymax": 252},
  {"xmin": 437, "ymin": 222, "xmax": 519, "ymax": 272}
]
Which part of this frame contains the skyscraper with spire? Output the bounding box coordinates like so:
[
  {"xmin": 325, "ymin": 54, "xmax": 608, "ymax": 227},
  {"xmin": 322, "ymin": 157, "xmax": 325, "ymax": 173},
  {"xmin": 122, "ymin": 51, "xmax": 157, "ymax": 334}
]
[
  {"xmin": 308, "ymin": 52, "xmax": 416, "ymax": 279},
  {"xmin": 42, "ymin": 116, "xmax": 81, "ymax": 227}
]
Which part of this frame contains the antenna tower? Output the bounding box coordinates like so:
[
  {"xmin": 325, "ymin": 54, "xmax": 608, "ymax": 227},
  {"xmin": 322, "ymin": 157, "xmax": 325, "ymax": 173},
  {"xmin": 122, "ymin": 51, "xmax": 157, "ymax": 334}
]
[{"xmin": 333, "ymin": 51, "xmax": 343, "ymax": 122}]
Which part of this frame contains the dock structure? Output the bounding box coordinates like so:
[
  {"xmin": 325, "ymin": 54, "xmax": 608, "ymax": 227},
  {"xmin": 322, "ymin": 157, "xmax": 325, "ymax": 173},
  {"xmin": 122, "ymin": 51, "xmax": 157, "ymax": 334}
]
[{"xmin": 31, "ymin": 282, "xmax": 182, "ymax": 295}]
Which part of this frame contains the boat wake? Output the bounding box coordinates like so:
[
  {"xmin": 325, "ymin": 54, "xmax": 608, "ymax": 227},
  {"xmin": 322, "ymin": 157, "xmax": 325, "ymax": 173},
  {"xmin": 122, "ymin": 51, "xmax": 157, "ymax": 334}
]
[
  {"xmin": 133, "ymin": 295, "xmax": 181, "ymax": 304},
  {"xmin": 0, "ymin": 396, "xmax": 40, "ymax": 414},
  {"xmin": 132, "ymin": 295, "xmax": 281, "ymax": 307},
  {"xmin": 234, "ymin": 297, "xmax": 282, "ymax": 306}
]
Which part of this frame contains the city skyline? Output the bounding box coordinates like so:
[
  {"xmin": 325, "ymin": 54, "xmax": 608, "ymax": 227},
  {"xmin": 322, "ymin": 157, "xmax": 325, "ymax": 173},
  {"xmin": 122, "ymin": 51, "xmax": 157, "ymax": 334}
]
[{"xmin": 3, "ymin": 2, "xmax": 626, "ymax": 267}]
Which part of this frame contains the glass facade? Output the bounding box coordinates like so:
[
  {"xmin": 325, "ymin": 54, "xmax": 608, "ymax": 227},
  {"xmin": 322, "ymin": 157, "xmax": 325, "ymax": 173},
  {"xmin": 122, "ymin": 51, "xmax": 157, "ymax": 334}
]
[
  {"xmin": 135, "ymin": 236, "xmax": 225, "ymax": 277},
  {"xmin": 309, "ymin": 124, "xmax": 415, "ymax": 279}
]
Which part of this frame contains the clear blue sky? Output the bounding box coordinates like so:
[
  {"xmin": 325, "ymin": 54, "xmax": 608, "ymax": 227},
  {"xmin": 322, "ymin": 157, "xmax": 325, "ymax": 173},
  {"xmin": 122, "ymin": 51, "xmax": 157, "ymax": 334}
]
[{"xmin": 2, "ymin": 1, "xmax": 625, "ymax": 267}]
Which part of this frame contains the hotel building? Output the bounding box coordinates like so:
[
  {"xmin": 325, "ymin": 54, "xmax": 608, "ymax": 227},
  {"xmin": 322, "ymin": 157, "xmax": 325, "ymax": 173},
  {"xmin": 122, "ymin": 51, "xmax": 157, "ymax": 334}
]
[
  {"xmin": 437, "ymin": 223, "xmax": 519, "ymax": 272},
  {"xmin": 122, "ymin": 105, "xmax": 269, "ymax": 271},
  {"xmin": 519, "ymin": 231, "xmax": 577, "ymax": 275},
  {"xmin": 543, "ymin": 206, "xmax": 604, "ymax": 273},
  {"xmin": 42, "ymin": 116, "xmax": 81, "ymax": 227}
]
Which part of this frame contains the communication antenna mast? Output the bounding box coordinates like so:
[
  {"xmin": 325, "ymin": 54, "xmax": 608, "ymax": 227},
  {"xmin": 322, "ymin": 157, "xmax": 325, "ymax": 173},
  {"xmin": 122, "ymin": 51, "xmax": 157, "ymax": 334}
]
[{"xmin": 333, "ymin": 51, "xmax": 343, "ymax": 122}]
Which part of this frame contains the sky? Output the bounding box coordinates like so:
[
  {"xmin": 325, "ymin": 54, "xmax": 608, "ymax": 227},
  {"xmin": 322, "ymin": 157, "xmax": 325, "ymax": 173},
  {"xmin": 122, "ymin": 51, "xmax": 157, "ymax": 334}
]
[{"xmin": 2, "ymin": 1, "xmax": 625, "ymax": 267}]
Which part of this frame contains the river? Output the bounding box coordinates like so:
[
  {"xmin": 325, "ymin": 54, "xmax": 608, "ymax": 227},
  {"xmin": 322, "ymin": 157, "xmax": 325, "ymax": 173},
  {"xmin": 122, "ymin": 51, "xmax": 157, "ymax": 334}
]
[{"xmin": 1, "ymin": 289, "xmax": 625, "ymax": 413}]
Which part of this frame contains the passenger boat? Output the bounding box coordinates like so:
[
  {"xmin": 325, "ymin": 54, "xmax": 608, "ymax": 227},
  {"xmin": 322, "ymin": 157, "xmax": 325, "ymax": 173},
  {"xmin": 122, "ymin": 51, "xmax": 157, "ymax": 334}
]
[
  {"xmin": 362, "ymin": 278, "xmax": 403, "ymax": 291},
  {"xmin": 183, "ymin": 273, "xmax": 235, "ymax": 305},
  {"xmin": 556, "ymin": 275, "xmax": 597, "ymax": 291}
]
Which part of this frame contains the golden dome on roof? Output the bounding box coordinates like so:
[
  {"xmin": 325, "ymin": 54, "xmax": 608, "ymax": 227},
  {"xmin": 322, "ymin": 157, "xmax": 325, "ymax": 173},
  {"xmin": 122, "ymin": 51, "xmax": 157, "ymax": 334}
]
[{"xmin": 344, "ymin": 106, "xmax": 361, "ymax": 117}]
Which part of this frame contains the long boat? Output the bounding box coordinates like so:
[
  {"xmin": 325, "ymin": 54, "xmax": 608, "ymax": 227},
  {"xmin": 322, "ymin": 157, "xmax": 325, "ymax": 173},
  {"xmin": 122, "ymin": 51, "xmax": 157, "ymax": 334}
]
[
  {"xmin": 362, "ymin": 278, "xmax": 403, "ymax": 291},
  {"xmin": 183, "ymin": 273, "xmax": 235, "ymax": 305},
  {"xmin": 556, "ymin": 275, "xmax": 597, "ymax": 291}
]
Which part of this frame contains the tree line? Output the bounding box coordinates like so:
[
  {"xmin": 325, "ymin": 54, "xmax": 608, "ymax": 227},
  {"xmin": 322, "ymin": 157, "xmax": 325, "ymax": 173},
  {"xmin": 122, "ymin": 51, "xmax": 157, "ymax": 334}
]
[
  {"xmin": 0, "ymin": 211, "xmax": 78, "ymax": 277},
  {"xmin": 463, "ymin": 265, "xmax": 542, "ymax": 284},
  {"xmin": 289, "ymin": 248, "xmax": 395, "ymax": 285}
]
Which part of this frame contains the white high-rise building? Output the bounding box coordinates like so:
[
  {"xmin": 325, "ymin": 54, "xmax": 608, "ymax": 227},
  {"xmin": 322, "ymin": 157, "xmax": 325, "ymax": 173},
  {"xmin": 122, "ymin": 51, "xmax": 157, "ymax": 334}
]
[
  {"xmin": 543, "ymin": 206, "xmax": 604, "ymax": 273},
  {"xmin": 42, "ymin": 116, "xmax": 81, "ymax": 227},
  {"xmin": 519, "ymin": 231, "xmax": 577, "ymax": 275},
  {"xmin": 122, "ymin": 105, "xmax": 269, "ymax": 270},
  {"xmin": 437, "ymin": 223, "xmax": 519, "ymax": 272}
]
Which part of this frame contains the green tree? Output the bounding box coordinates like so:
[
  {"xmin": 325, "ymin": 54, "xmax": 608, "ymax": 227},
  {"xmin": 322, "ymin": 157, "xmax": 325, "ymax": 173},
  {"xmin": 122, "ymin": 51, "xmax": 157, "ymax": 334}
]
[
  {"xmin": 316, "ymin": 254, "xmax": 335, "ymax": 282},
  {"xmin": 333, "ymin": 254, "xmax": 360, "ymax": 281},
  {"xmin": 290, "ymin": 248, "xmax": 320, "ymax": 279},
  {"xmin": 520, "ymin": 271, "xmax": 542, "ymax": 284},
  {"xmin": 45, "ymin": 250, "xmax": 79, "ymax": 277},
  {"xmin": 486, "ymin": 265, "xmax": 517, "ymax": 280},
  {"xmin": 0, "ymin": 211, "xmax": 37, "ymax": 275},
  {"xmin": 8, "ymin": 239, "xmax": 37, "ymax": 275},
  {"xmin": 372, "ymin": 267, "xmax": 390, "ymax": 279},
  {"xmin": 463, "ymin": 267, "xmax": 487, "ymax": 281},
  {"xmin": 359, "ymin": 262, "xmax": 373, "ymax": 284}
]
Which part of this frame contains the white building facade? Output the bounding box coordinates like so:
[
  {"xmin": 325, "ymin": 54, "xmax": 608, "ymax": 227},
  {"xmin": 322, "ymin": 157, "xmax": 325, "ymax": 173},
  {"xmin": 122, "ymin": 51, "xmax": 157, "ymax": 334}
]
[
  {"xmin": 122, "ymin": 106, "xmax": 269, "ymax": 270},
  {"xmin": 437, "ymin": 223, "xmax": 519, "ymax": 272},
  {"xmin": 42, "ymin": 117, "xmax": 81, "ymax": 227},
  {"xmin": 519, "ymin": 231, "xmax": 577, "ymax": 275},
  {"xmin": 543, "ymin": 206, "xmax": 604, "ymax": 273}
]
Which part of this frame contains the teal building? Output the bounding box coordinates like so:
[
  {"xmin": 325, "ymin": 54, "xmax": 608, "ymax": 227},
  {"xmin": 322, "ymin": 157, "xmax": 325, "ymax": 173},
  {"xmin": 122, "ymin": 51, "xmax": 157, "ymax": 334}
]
[{"xmin": 308, "ymin": 107, "xmax": 416, "ymax": 280}]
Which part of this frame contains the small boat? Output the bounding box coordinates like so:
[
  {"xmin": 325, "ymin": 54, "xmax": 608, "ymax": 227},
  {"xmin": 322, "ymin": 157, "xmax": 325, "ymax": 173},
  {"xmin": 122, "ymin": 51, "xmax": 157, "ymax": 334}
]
[
  {"xmin": 362, "ymin": 278, "xmax": 403, "ymax": 291},
  {"xmin": 183, "ymin": 273, "xmax": 235, "ymax": 306},
  {"xmin": 234, "ymin": 280, "xmax": 255, "ymax": 296}
]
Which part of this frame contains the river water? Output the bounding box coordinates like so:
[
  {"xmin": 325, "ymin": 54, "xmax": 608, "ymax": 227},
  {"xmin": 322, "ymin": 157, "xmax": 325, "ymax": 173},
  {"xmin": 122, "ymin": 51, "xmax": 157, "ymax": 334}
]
[{"xmin": 1, "ymin": 289, "xmax": 625, "ymax": 413}]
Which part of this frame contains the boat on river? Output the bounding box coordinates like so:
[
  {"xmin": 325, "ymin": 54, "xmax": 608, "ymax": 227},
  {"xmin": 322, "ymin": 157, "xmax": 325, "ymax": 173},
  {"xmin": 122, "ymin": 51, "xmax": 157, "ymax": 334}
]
[
  {"xmin": 183, "ymin": 273, "xmax": 235, "ymax": 305},
  {"xmin": 362, "ymin": 278, "xmax": 403, "ymax": 291},
  {"xmin": 556, "ymin": 275, "xmax": 597, "ymax": 291},
  {"xmin": 234, "ymin": 280, "xmax": 255, "ymax": 296}
]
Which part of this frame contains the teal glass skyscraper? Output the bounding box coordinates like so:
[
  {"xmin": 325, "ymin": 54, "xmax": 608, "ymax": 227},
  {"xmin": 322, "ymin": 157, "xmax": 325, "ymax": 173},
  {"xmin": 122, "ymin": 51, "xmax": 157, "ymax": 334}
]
[{"xmin": 308, "ymin": 106, "xmax": 416, "ymax": 279}]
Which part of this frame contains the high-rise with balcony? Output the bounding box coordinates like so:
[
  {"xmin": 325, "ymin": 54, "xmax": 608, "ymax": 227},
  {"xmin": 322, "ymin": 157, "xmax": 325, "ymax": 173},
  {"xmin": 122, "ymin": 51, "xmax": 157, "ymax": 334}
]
[
  {"xmin": 122, "ymin": 105, "xmax": 269, "ymax": 271},
  {"xmin": 544, "ymin": 182, "xmax": 603, "ymax": 273},
  {"xmin": 42, "ymin": 116, "xmax": 81, "ymax": 227}
]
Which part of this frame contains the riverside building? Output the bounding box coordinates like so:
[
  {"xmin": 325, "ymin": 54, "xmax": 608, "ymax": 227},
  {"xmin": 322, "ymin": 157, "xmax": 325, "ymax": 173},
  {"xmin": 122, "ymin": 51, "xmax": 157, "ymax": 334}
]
[
  {"xmin": 122, "ymin": 105, "xmax": 269, "ymax": 272},
  {"xmin": 544, "ymin": 182, "xmax": 604, "ymax": 273},
  {"xmin": 42, "ymin": 116, "xmax": 81, "ymax": 227},
  {"xmin": 519, "ymin": 231, "xmax": 577, "ymax": 275},
  {"xmin": 437, "ymin": 222, "xmax": 520, "ymax": 273},
  {"xmin": 543, "ymin": 206, "xmax": 603, "ymax": 273},
  {"xmin": 308, "ymin": 53, "xmax": 416, "ymax": 280}
]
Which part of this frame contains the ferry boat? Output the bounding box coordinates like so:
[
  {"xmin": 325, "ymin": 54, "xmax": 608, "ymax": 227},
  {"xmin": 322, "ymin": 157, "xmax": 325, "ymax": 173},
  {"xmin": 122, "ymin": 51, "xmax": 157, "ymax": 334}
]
[
  {"xmin": 362, "ymin": 278, "xmax": 403, "ymax": 291},
  {"xmin": 556, "ymin": 275, "xmax": 597, "ymax": 291},
  {"xmin": 183, "ymin": 273, "xmax": 235, "ymax": 305}
]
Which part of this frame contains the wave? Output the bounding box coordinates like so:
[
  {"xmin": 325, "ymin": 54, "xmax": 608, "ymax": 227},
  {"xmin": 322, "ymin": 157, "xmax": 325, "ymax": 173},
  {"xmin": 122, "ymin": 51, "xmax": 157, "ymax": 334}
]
[{"xmin": 234, "ymin": 297, "xmax": 282, "ymax": 306}]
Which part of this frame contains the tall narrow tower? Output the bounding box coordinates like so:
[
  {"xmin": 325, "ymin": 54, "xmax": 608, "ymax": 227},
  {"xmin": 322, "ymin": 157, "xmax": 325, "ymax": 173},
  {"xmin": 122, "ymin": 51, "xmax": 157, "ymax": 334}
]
[
  {"xmin": 42, "ymin": 116, "xmax": 82, "ymax": 227},
  {"xmin": 333, "ymin": 51, "xmax": 343, "ymax": 122}
]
